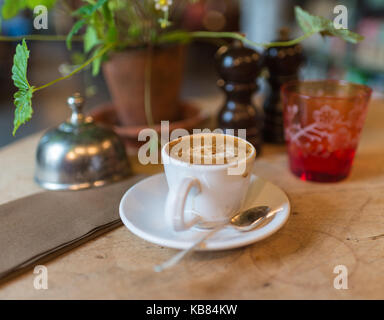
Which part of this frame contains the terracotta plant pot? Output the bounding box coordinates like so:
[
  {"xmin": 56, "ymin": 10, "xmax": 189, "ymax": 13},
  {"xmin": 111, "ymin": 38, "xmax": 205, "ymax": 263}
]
[
  {"xmin": 90, "ymin": 101, "xmax": 209, "ymax": 154},
  {"xmin": 102, "ymin": 44, "xmax": 186, "ymax": 126}
]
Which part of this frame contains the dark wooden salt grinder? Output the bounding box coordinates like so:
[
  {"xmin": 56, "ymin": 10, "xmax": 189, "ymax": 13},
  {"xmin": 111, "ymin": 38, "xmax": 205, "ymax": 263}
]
[
  {"xmin": 215, "ymin": 40, "xmax": 263, "ymax": 156},
  {"xmin": 263, "ymin": 28, "xmax": 305, "ymax": 143}
]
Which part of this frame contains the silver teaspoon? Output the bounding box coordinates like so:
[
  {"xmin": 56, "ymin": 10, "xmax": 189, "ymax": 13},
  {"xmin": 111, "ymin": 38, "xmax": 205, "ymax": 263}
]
[{"xmin": 154, "ymin": 206, "xmax": 281, "ymax": 272}]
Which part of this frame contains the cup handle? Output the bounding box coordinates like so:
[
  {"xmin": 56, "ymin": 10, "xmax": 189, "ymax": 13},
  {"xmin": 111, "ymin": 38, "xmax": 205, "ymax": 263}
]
[{"xmin": 165, "ymin": 176, "xmax": 201, "ymax": 231}]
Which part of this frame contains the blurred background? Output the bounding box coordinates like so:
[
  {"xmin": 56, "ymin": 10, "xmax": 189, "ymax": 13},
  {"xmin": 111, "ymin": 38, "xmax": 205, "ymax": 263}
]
[{"xmin": 0, "ymin": 0, "xmax": 383, "ymax": 147}]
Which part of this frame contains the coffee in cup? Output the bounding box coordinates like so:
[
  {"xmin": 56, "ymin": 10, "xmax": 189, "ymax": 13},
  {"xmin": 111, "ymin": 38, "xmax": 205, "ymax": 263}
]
[
  {"xmin": 162, "ymin": 133, "xmax": 256, "ymax": 231},
  {"xmin": 167, "ymin": 134, "xmax": 253, "ymax": 165}
]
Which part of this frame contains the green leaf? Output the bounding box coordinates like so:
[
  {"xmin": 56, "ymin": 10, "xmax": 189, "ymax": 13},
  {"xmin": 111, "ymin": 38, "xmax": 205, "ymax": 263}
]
[
  {"xmin": 320, "ymin": 26, "xmax": 364, "ymax": 44},
  {"xmin": 2, "ymin": 0, "xmax": 27, "ymax": 20},
  {"xmin": 73, "ymin": 0, "xmax": 108, "ymax": 17},
  {"xmin": 26, "ymin": 0, "xmax": 56, "ymax": 10},
  {"xmin": 295, "ymin": 6, "xmax": 325, "ymax": 34},
  {"xmin": 91, "ymin": 47, "xmax": 103, "ymax": 76},
  {"xmin": 2, "ymin": 0, "xmax": 56, "ymax": 20},
  {"xmin": 295, "ymin": 6, "xmax": 364, "ymax": 44},
  {"xmin": 11, "ymin": 39, "xmax": 34, "ymax": 135},
  {"xmin": 13, "ymin": 87, "xmax": 33, "ymax": 136},
  {"xmin": 106, "ymin": 25, "xmax": 117, "ymax": 44},
  {"xmin": 102, "ymin": 1, "xmax": 113, "ymax": 24},
  {"xmin": 66, "ymin": 19, "xmax": 85, "ymax": 50},
  {"xmin": 84, "ymin": 25, "xmax": 99, "ymax": 53},
  {"xmin": 12, "ymin": 39, "xmax": 30, "ymax": 90}
]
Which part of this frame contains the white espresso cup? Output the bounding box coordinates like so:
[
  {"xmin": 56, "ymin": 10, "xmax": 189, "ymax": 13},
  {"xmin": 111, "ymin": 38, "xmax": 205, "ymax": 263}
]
[{"xmin": 162, "ymin": 133, "xmax": 256, "ymax": 231}]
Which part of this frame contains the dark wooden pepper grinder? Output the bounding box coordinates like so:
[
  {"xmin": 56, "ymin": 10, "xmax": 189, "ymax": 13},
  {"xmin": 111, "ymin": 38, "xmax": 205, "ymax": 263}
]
[
  {"xmin": 215, "ymin": 40, "xmax": 263, "ymax": 156},
  {"xmin": 263, "ymin": 27, "xmax": 305, "ymax": 143}
]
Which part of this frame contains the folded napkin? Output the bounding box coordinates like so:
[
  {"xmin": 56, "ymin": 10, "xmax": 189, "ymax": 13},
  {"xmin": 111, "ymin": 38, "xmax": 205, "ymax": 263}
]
[{"xmin": 0, "ymin": 175, "xmax": 145, "ymax": 284}]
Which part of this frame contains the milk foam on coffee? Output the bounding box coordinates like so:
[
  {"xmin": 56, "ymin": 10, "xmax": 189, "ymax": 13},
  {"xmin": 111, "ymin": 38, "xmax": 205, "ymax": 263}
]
[{"xmin": 168, "ymin": 133, "xmax": 251, "ymax": 165}]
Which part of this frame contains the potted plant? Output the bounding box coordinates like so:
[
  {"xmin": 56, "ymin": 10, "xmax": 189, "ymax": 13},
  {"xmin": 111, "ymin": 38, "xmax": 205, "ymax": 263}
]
[{"xmin": 0, "ymin": 1, "xmax": 363, "ymax": 135}]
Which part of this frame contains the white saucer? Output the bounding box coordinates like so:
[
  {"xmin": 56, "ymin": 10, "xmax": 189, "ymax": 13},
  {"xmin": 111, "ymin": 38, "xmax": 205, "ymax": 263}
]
[{"xmin": 119, "ymin": 173, "xmax": 290, "ymax": 251}]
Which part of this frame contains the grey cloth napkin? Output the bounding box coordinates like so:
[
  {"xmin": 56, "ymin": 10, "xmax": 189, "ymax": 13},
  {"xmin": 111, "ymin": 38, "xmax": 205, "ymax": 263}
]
[{"xmin": 0, "ymin": 175, "xmax": 145, "ymax": 284}]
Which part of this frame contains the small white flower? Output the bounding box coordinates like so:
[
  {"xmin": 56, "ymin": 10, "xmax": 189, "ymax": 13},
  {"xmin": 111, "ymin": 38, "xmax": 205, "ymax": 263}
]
[{"xmin": 154, "ymin": 0, "xmax": 173, "ymax": 12}]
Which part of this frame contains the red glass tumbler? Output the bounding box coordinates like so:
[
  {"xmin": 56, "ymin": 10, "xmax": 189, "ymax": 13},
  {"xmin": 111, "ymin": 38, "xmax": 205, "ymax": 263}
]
[{"xmin": 281, "ymin": 80, "xmax": 372, "ymax": 182}]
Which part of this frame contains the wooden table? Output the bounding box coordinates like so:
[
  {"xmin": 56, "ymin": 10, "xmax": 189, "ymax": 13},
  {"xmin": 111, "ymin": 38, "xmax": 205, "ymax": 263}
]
[{"xmin": 0, "ymin": 97, "xmax": 384, "ymax": 299}]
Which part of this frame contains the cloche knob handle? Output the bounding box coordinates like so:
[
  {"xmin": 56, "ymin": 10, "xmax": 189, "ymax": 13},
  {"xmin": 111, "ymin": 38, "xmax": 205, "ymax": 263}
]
[{"xmin": 67, "ymin": 93, "xmax": 85, "ymax": 125}]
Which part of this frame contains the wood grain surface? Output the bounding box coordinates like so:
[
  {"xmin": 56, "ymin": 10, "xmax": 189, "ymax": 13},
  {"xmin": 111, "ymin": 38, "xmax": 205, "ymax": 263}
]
[{"xmin": 0, "ymin": 97, "xmax": 383, "ymax": 299}]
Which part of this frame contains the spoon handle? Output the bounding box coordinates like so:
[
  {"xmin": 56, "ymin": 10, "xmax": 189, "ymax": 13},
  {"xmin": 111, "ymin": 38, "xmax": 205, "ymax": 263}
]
[{"xmin": 154, "ymin": 224, "xmax": 225, "ymax": 272}]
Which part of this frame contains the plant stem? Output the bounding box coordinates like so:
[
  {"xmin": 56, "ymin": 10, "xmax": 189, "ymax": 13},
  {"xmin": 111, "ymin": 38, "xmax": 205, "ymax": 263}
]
[
  {"xmin": 33, "ymin": 43, "xmax": 114, "ymax": 92},
  {"xmin": 0, "ymin": 35, "xmax": 82, "ymax": 42},
  {"xmin": 144, "ymin": 45, "xmax": 154, "ymax": 126},
  {"xmin": 188, "ymin": 31, "xmax": 316, "ymax": 48},
  {"xmin": 144, "ymin": 45, "xmax": 160, "ymax": 154},
  {"xmin": 263, "ymin": 32, "xmax": 317, "ymax": 48},
  {"xmin": 158, "ymin": 30, "xmax": 316, "ymax": 48}
]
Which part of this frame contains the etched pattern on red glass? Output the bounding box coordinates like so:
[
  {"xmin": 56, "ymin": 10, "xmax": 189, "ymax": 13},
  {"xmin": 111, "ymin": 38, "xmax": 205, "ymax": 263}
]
[{"xmin": 282, "ymin": 80, "xmax": 372, "ymax": 182}]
